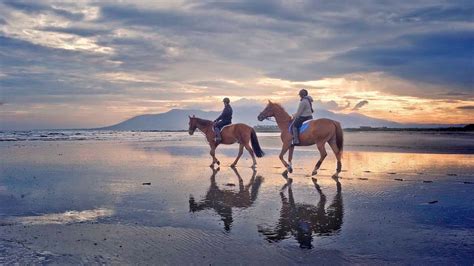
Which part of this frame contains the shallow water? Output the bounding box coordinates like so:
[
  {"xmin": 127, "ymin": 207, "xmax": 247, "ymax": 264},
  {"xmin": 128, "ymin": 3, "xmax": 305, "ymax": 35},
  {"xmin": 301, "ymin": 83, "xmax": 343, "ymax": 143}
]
[
  {"xmin": 1, "ymin": 138, "xmax": 473, "ymax": 264},
  {"xmin": 2, "ymin": 130, "xmax": 474, "ymax": 154}
]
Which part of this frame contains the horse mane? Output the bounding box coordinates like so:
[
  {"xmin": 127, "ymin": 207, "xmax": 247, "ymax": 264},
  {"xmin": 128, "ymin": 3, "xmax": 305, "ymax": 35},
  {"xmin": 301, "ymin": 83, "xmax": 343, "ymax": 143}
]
[
  {"xmin": 270, "ymin": 102, "xmax": 290, "ymax": 116},
  {"xmin": 194, "ymin": 117, "xmax": 213, "ymax": 127}
]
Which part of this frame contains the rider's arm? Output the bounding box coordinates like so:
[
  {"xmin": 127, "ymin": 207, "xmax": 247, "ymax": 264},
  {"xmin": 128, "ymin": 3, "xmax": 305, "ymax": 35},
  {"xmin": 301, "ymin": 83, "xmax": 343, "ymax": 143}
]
[
  {"xmin": 214, "ymin": 114, "xmax": 222, "ymax": 122},
  {"xmin": 293, "ymin": 101, "xmax": 305, "ymax": 118},
  {"xmin": 214, "ymin": 111, "xmax": 223, "ymax": 122}
]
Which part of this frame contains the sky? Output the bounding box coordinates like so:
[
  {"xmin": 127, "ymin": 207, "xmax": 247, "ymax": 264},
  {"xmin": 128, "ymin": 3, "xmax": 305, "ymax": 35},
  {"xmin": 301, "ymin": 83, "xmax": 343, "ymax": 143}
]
[{"xmin": 0, "ymin": 0, "xmax": 473, "ymax": 130}]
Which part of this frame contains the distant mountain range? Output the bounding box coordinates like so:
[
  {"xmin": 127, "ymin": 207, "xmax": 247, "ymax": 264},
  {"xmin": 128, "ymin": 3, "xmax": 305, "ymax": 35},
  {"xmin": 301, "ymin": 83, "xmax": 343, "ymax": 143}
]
[{"xmin": 98, "ymin": 107, "xmax": 463, "ymax": 130}]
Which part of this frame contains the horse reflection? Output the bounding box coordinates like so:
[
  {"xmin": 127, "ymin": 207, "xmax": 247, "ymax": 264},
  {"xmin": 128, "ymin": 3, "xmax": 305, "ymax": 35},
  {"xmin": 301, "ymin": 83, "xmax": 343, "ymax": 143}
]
[
  {"xmin": 258, "ymin": 178, "xmax": 343, "ymax": 249},
  {"xmin": 189, "ymin": 167, "xmax": 263, "ymax": 231}
]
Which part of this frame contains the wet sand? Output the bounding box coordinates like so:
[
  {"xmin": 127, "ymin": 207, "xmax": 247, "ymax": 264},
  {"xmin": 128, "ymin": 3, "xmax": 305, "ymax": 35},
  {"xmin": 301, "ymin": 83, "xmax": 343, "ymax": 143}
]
[{"xmin": 1, "ymin": 138, "xmax": 473, "ymax": 264}]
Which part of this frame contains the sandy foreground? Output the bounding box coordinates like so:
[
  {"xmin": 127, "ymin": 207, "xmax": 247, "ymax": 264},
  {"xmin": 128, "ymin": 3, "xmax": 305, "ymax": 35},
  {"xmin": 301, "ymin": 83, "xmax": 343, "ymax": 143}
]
[{"xmin": 1, "ymin": 138, "xmax": 473, "ymax": 264}]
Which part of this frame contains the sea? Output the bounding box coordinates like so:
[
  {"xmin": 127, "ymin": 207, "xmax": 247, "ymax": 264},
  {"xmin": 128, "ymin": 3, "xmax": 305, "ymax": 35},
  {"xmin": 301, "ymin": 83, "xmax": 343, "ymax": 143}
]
[{"xmin": 1, "ymin": 130, "xmax": 473, "ymax": 154}]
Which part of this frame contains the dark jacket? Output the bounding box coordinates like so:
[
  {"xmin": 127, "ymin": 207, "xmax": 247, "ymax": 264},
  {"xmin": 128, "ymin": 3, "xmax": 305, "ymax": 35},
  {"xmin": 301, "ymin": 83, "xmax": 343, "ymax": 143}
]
[{"xmin": 215, "ymin": 104, "xmax": 233, "ymax": 123}]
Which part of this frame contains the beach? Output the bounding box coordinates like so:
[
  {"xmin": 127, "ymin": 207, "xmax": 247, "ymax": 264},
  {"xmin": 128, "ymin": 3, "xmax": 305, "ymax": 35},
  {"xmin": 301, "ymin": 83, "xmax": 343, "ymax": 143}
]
[{"xmin": 1, "ymin": 131, "xmax": 473, "ymax": 264}]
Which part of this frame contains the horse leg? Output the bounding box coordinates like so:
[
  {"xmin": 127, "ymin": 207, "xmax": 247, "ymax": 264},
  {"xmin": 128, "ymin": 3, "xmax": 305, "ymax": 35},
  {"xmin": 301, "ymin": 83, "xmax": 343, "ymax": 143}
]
[
  {"xmin": 279, "ymin": 143, "xmax": 292, "ymax": 173},
  {"xmin": 231, "ymin": 144, "xmax": 244, "ymax": 168},
  {"xmin": 244, "ymin": 142, "xmax": 257, "ymax": 168},
  {"xmin": 328, "ymin": 139, "xmax": 342, "ymax": 177},
  {"xmin": 288, "ymin": 145, "xmax": 294, "ymax": 173},
  {"xmin": 209, "ymin": 146, "xmax": 219, "ymax": 167},
  {"xmin": 311, "ymin": 142, "xmax": 327, "ymax": 176}
]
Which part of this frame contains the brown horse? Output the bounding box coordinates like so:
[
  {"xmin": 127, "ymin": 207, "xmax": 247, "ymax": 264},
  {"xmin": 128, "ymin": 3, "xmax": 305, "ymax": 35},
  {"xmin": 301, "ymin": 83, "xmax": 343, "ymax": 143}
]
[
  {"xmin": 257, "ymin": 101, "xmax": 343, "ymax": 176},
  {"xmin": 188, "ymin": 116, "xmax": 264, "ymax": 168}
]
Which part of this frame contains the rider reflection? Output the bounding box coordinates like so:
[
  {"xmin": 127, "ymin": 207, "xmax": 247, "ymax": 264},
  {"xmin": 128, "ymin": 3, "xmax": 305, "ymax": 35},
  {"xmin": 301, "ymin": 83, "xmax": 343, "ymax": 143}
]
[{"xmin": 258, "ymin": 178, "xmax": 343, "ymax": 249}]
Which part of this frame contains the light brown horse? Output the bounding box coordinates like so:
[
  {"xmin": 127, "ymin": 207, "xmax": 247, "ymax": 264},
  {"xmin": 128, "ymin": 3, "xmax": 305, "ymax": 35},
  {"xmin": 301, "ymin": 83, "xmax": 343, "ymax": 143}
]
[
  {"xmin": 188, "ymin": 116, "xmax": 264, "ymax": 168},
  {"xmin": 257, "ymin": 101, "xmax": 343, "ymax": 176}
]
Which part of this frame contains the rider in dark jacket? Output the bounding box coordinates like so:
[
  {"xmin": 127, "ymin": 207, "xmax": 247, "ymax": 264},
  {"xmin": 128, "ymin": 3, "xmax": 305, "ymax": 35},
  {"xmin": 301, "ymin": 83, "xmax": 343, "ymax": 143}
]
[{"xmin": 214, "ymin": 97, "xmax": 233, "ymax": 144}]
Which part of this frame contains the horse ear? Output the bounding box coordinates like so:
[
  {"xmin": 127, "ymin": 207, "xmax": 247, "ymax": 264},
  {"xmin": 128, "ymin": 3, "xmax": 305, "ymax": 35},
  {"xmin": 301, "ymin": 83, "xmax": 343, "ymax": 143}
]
[
  {"xmin": 268, "ymin": 100, "xmax": 272, "ymax": 104},
  {"xmin": 188, "ymin": 115, "xmax": 191, "ymax": 118},
  {"xmin": 192, "ymin": 115, "xmax": 195, "ymax": 118}
]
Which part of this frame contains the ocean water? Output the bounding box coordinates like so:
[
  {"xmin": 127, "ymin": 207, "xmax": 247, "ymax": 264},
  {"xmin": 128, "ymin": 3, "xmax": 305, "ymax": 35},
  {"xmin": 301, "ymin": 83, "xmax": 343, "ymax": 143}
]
[{"xmin": 1, "ymin": 130, "xmax": 473, "ymax": 154}]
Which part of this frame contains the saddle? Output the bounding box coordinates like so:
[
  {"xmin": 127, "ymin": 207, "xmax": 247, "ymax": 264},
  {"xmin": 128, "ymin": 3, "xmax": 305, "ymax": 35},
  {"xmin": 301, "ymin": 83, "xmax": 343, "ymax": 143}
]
[
  {"xmin": 221, "ymin": 124, "xmax": 232, "ymax": 131},
  {"xmin": 288, "ymin": 120, "xmax": 313, "ymax": 135}
]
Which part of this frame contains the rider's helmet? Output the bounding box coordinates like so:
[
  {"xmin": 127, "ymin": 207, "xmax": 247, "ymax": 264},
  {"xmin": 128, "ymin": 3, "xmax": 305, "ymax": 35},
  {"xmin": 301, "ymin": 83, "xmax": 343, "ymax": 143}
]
[
  {"xmin": 223, "ymin": 97, "xmax": 230, "ymax": 104},
  {"xmin": 298, "ymin": 89, "xmax": 308, "ymax": 97}
]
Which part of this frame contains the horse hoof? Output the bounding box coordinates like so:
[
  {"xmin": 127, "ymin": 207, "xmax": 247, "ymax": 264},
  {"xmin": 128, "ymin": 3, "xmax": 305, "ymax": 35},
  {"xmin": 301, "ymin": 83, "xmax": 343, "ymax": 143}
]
[
  {"xmin": 287, "ymin": 166, "xmax": 293, "ymax": 173},
  {"xmin": 282, "ymin": 170, "xmax": 289, "ymax": 178},
  {"xmin": 312, "ymin": 170, "xmax": 317, "ymax": 176},
  {"xmin": 312, "ymin": 177, "xmax": 317, "ymax": 184},
  {"xmin": 217, "ymin": 161, "xmax": 220, "ymax": 165}
]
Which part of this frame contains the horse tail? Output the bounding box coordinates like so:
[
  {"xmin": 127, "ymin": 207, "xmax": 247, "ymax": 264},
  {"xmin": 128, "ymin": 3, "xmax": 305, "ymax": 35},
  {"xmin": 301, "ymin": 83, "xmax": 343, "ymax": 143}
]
[
  {"xmin": 250, "ymin": 129, "xmax": 265, "ymax": 158},
  {"xmin": 334, "ymin": 121, "xmax": 344, "ymax": 156}
]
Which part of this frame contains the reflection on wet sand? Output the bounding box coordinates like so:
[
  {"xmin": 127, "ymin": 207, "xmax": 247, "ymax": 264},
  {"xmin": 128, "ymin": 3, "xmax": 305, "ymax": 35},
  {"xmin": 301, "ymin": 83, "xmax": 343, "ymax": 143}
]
[
  {"xmin": 11, "ymin": 208, "xmax": 114, "ymax": 225},
  {"xmin": 259, "ymin": 178, "xmax": 343, "ymax": 249},
  {"xmin": 189, "ymin": 167, "xmax": 264, "ymax": 231}
]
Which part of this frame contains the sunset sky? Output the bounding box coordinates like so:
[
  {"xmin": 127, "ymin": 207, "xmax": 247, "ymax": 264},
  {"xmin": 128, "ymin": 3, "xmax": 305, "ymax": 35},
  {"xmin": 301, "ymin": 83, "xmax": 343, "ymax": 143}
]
[{"xmin": 0, "ymin": 0, "xmax": 473, "ymax": 130}]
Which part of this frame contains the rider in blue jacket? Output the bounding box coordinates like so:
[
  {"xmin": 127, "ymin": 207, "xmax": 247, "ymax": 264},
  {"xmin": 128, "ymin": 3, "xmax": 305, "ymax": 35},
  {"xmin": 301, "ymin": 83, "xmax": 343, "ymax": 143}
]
[{"xmin": 214, "ymin": 97, "xmax": 233, "ymax": 144}]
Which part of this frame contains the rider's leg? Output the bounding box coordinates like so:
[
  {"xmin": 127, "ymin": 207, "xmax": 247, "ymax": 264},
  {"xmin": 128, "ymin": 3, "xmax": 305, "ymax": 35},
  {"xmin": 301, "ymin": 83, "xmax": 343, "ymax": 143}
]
[
  {"xmin": 214, "ymin": 121, "xmax": 223, "ymax": 144},
  {"xmin": 292, "ymin": 117, "xmax": 303, "ymax": 145}
]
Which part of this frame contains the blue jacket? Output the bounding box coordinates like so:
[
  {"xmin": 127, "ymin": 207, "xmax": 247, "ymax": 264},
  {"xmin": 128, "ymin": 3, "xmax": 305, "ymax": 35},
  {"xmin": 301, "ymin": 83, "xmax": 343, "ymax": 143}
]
[{"xmin": 215, "ymin": 104, "xmax": 233, "ymax": 123}]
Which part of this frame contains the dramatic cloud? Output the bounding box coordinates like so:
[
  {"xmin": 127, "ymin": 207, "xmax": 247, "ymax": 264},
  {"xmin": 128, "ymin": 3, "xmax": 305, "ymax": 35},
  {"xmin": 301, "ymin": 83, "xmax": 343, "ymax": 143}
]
[
  {"xmin": 313, "ymin": 100, "xmax": 350, "ymax": 111},
  {"xmin": 353, "ymin": 100, "xmax": 369, "ymax": 111},
  {"xmin": 335, "ymin": 31, "xmax": 474, "ymax": 88},
  {"xmin": 457, "ymin": 106, "xmax": 474, "ymax": 110},
  {"xmin": 0, "ymin": 0, "xmax": 473, "ymax": 129}
]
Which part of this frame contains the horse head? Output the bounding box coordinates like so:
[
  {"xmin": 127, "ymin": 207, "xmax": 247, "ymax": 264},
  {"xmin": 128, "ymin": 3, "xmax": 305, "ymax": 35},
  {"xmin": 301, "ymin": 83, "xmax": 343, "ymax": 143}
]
[
  {"xmin": 257, "ymin": 100, "xmax": 276, "ymax": 121},
  {"xmin": 188, "ymin": 115, "xmax": 197, "ymax": 135}
]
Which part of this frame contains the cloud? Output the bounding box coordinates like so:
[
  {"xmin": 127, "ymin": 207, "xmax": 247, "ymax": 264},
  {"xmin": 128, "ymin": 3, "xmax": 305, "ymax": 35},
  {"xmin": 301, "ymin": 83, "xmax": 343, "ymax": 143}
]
[
  {"xmin": 353, "ymin": 100, "xmax": 369, "ymax": 111},
  {"xmin": 335, "ymin": 31, "xmax": 474, "ymax": 88},
  {"xmin": 457, "ymin": 106, "xmax": 474, "ymax": 110},
  {"xmin": 1, "ymin": 0, "xmax": 473, "ymax": 129},
  {"xmin": 313, "ymin": 100, "xmax": 350, "ymax": 111},
  {"xmin": 0, "ymin": 4, "xmax": 113, "ymax": 54},
  {"xmin": 395, "ymin": 5, "xmax": 474, "ymax": 23},
  {"xmin": 40, "ymin": 26, "xmax": 111, "ymax": 37}
]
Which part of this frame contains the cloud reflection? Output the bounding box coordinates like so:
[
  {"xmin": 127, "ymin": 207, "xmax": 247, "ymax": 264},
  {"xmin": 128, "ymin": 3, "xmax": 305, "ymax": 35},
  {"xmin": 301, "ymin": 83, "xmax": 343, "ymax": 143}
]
[{"xmin": 12, "ymin": 208, "xmax": 114, "ymax": 225}]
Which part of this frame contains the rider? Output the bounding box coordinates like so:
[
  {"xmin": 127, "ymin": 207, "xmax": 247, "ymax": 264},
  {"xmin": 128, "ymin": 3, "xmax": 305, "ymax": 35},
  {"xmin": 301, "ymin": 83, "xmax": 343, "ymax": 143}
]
[
  {"xmin": 291, "ymin": 89, "xmax": 313, "ymax": 146},
  {"xmin": 214, "ymin": 97, "xmax": 233, "ymax": 144}
]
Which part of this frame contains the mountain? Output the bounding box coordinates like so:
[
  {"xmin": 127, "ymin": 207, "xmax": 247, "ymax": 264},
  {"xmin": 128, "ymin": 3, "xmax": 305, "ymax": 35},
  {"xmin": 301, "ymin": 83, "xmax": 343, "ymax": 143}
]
[
  {"xmin": 312, "ymin": 109, "xmax": 401, "ymax": 128},
  {"xmin": 99, "ymin": 109, "xmax": 218, "ymax": 131},
  {"xmin": 99, "ymin": 107, "xmax": 406, "ymax": 130}
]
